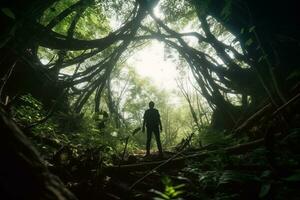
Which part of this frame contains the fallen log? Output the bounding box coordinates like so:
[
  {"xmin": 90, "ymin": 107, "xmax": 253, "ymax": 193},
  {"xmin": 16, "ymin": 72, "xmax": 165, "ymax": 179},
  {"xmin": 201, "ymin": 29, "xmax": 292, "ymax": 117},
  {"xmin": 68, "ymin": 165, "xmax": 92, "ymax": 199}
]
[{"xmin": 104, "ymin": 138, "xmax": 265, "ymax": 174}]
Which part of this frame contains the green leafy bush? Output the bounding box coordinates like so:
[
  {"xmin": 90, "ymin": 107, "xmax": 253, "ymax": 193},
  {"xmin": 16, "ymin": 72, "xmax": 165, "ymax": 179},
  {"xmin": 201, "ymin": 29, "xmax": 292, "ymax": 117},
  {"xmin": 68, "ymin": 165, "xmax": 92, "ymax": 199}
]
[{"xmin": 150, "ymin": 176, "xmax": 185, "ymax": 200}]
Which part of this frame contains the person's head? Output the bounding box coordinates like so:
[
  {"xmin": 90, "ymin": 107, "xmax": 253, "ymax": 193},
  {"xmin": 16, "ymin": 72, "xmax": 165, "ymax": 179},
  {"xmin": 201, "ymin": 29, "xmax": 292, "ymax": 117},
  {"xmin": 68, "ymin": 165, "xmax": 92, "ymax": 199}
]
[{"xmin": 149, "ymin": 101, "xmax": 155, "ymax": 108}]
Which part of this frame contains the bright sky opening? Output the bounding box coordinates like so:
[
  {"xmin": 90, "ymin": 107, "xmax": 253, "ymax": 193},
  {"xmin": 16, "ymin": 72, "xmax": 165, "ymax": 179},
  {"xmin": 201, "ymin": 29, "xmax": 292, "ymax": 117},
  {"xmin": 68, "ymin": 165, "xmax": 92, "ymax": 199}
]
[
  {"xmin": 127, "ymin": 40, "xmax": 179, "ymax": 91},
  {"xmin": 127, "ymin": 2, "xmax": 180, "ymax": 92}
]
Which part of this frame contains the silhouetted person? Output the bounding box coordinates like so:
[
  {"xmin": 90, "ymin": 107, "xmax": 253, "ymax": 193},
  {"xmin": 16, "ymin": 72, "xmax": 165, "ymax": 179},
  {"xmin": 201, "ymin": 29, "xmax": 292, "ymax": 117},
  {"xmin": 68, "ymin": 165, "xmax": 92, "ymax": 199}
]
[{"xmin": 142, "ymin": 101, "xmax": 163, "ymax": 157}]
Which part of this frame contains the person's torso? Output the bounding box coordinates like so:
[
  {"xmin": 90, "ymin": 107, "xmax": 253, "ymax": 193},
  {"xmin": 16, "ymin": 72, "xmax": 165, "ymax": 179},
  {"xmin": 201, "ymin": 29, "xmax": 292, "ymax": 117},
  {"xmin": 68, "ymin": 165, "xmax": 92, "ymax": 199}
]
[{"xmin": 144, "ymin": 109, "xmax": 160, "ymax": 127}]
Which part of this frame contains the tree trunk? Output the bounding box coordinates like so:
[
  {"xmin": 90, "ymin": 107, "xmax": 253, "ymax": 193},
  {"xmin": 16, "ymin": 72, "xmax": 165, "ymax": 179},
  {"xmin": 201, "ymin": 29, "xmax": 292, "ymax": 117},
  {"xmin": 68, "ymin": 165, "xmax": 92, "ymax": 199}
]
[{"xmin": 0, "ymin": 106, "xmax": 77, "ymax": 200}]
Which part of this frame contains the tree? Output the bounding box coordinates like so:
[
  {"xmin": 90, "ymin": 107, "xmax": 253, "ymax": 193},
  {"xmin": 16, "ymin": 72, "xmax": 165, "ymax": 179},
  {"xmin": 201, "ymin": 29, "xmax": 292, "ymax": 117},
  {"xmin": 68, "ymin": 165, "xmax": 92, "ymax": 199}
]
[{"xmin": 2, "ymin": 0, "xmax": 298, "ymax": 123}]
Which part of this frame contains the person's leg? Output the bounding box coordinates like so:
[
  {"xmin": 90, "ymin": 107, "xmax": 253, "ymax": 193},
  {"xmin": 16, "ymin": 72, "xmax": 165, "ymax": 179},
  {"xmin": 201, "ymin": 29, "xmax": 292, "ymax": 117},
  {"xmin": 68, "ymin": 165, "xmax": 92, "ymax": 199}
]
[
  {"xmin": 153, "ymin": 127, "xmax": 163, "ymax": 156},
  {"xmin": 146, "ymin": 128, "xmax": 152, "ymax": 156}
]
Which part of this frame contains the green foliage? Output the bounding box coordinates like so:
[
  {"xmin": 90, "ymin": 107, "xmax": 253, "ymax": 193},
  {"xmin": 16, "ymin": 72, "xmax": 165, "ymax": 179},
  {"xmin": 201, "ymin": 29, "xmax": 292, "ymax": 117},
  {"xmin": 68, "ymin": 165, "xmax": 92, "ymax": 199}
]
[
  {"xmin": 74, "ymin": 4, "xmax": 111, "ymax": 39},
  {"xmin": 283, "ymin": 170, "xmax": 300, "ymax": 182},
  {"xmin": 1, "ymin": 8, "xmax": 15, "ymax": 19},
  {"xmin": 159, "ymin": 0, "xmax": 195, "ymax": 30},
  {"xmin": 259, "ymin": 181, "xmax": 271, "ymax": 199},
  {"xmin": 40, "ymin": 0, "xmax": 111, "ymax": 39},
  {"xmin": 182, "ymin": 134, "xmax": 300, "ymax": 200},
  {"xmin": 11, "ymin": 94, "xmax": 63, "ymax": 156},
  {"xmin": 56, "ymin": 110, "xmax": 123, "ymax": 154},
  {"xmin": 150, "ymin": 176, "xmax": 185, "ymax": 200},
  {"xmin": 12, "ymin": 94, "xmax": 43, "ymax": 123},
  {"xmin": 220, "ymin": 0, "xmax": 232, "ymax": 21},
  {"xmin": 218, "ymin": 170, "xmax": 260, "ymax": 185},
  {"xmin": 40, "ymin": 0, "xmax": 78, "ymax": 26},
  {"xmin": 195, "ymin": 129, "xmax": 235, "ymax": 147},
  {"xmin": 12, "ymin": 94, "xmax": 57, "ymax": 134},
  {"xmin": 11, "ymin": 94, "xmax": 120, "ymax": 160},
  {"xmin": 183, "ymin": 158, "xmax": 261, "ymax": 199},
  {"xmin": 198, "ymin": 170, "xmax": 222, "ymax": 190},
  {"xmin": 245, "ymin": 38, "xmax": 254, "ymax": 47}
]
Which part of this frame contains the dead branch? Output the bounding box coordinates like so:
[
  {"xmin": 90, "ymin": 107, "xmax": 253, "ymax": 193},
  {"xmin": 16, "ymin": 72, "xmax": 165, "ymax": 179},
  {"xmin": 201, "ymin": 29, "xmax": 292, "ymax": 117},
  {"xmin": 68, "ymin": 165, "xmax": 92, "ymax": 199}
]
[
  {"xmin": 272, "ymin": 93, "xmax": 300, "ymax": 117},
  {"xmin": 0, "ymin": 60, "xmax": 17, "ymax": 102},
  {"xmin": 233, "ymin": 103, "xmax": 272, "ymax": 136}
]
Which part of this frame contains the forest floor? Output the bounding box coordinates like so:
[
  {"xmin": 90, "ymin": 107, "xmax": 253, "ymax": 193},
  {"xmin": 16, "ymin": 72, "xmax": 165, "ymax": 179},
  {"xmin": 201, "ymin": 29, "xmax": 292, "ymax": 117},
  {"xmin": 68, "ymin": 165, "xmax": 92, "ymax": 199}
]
[{"xmin": 48, "ymin": 131, "xmax": 300, "ymax": 200}]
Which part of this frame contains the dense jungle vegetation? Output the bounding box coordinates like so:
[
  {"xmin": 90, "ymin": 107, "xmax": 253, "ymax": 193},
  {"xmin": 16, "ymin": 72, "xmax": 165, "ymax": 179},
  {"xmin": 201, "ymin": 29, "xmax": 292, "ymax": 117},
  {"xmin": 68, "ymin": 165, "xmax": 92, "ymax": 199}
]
[{"xmin": 0, "ymin": 0, "xmax": 299, "ymax": 199}]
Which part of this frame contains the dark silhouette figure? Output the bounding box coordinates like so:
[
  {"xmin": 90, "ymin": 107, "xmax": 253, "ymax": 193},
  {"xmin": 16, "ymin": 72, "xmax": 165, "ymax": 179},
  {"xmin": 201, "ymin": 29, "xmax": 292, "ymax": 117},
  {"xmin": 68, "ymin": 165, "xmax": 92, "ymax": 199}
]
[{"xmin": 142, "ymin": 101, "xmax": 163, "ymax": 157}]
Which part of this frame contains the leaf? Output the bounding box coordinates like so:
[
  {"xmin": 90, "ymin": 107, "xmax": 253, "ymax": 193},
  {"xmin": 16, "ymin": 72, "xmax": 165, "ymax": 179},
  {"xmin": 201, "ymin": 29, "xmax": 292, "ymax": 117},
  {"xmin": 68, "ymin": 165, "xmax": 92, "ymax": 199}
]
[
  {"xmin": 53, "ymin": 138, "xmax": 60, "ymax": 144},
  {"xmin": 221, "ymin": 0, "xmax": 232, "ymax": 20},
  {"xmin": 150, "ymin": 189, "xmax": 170, "ymax": 199},
  {"xmin": 240, "ymin": 28, "xmax": 245, "ymax": 34},
  {"xmin": 283, "ymin": 171, "xmax": 300, "ymax": 182},
  {"xmin": 172, "ymin": 190, "xmax": 184, "ymax": 197},
  {"xmin": 1, "ymin": 8, "xmax": 15, "ymax": 19},
  {"xmin": 245, "ymin": 38, "xmax": 253, "ymax": 46},
  {"xmin": 260, "ymin": 170, "xmax": 272, "ymax": 178},
  {"xmin": 287, "ymin": 69, "xmax": 300, "ymax": 80},
  {"xmin": 173, "ymin": 184, "xmax": 185, "ymax": 190},
  {"xmin": 218, "ymin": 170, "xmax": 260, "ymax": 185},
  {"xmin": 259, "ymin": 184, "xmax": 271, "ymax": 198},
  {"xmin": 249, "ymin": 26, "xmax": 255, "ymax": 33}
]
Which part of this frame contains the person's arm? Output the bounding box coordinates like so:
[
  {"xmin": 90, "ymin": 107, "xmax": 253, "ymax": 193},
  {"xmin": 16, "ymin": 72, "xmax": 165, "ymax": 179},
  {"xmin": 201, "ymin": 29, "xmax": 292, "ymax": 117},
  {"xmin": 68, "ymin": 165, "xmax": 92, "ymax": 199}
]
[
  {"xmin": 142, "ymin": 111, "xmax": 146, "ymax": 132},
  {"xmin": 158, "ymin": 111, "xmax": 162, "ymax": 131}
]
